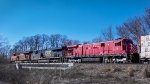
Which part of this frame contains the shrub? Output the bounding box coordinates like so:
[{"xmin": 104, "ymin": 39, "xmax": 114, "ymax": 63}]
[{"xmin": 0, "ymin": 56, "xmax": 9, "ymax": 64}]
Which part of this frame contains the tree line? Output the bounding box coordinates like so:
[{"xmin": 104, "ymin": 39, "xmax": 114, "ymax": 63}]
[{"xmin": 10, "ymin": 34, "xmax": 80, "ymax": 53}]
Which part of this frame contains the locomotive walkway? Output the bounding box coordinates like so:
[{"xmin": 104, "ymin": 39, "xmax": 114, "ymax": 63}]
[{"xmin": 15, "ymin": 63, "xmax": 74, "ymax": 70}]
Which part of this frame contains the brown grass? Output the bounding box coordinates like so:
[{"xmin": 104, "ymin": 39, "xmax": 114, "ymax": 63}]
[
  {"xmin": 127, "ymin": 67, "xmax": 134, "ymax": 77},
  {"xmin": 62, "ymin": 65, "xmax": 85, "ymax": 79},
  {"xmin": 101, "ymin": 68, "xmax": 111, "ymax": 72},
  {"xmin": 141, "ymin": 66, "xmax": 150, "ymax": 78},
  {"xmin": 0, "ymin": 56, "xmax": 9, "ymax": 64},
  {"xmin": 0, "ymin": 64, "xmax": 28, "ymax": 84},
  {"xmin": 1, "ymin": 62, "xmax": 150, "ymax": 84},
  {"xmin": 110, "ymin": 65, "xmax": 122, "ymax": 72}
]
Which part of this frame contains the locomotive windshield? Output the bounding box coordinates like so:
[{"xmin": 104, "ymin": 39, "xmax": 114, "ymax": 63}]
[
  {"xmin": 122, "ymin": 39, "xmax": 133, "ymax": 51},
  {"xmin": 115, "ymin": 42, "xmax": 121, "ymax": 46},
  {"xmin": 122, "ymin": 39, "xmax": 133, "ymax": 45}
]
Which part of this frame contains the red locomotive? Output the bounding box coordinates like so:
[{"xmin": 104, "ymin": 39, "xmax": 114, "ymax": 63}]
[{"xmin": 64, "ymin": 38, "xmax": 138, "ymax": 63}]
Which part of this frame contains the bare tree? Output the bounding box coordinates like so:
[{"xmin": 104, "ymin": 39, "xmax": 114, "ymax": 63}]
[
  {"xmin": 49, "ymin": 34, "xmax": 62, "ymax": 48},
  {"xmin": 41, "ymin": 34, "xmax": 50, "ymax": 49},
  {"xmin": 0, "ymin": 35, "xmax": 10, "ymax": 57},
  {"xmin": 116, "ymin": 25, "xmax": 131, "ymax": 38},
  {"xmin": 145, "ymin": 8, "xmax": 150, "ymax": 30},
  {"xmin": 71, "ymin": 40, "xmax": 80, "ymax": 45},
  {"xmin": 33, "ymin": 34, "xmax": 42, "ymax": 50},
  {"xmin": 116, "ymin": 17, "xmax": 148, "ymax": 43},
  {"xmin": 28, "ymin": 36, "xmax": 36, "ymax": 51},
  {"xmin": 50, "ymin": 34, "xmax": 80, "ymax": 47},
  {"xmin": 64, "ymin": 39, "xmax": 80, "ymax": 46},
  {"xmin": 102, "ymin": 26, "xmax": 114, "ymax": 41},
  {"xmin": 92, "ymin": 36, "xmax": 103, "ymax": 43},
  {"xmin": 83, "ymin": 41, "xmax": 91, "ymax": 44}
]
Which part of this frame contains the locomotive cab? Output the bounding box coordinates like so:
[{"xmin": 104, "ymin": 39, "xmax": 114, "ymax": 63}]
[
  {"xmin": 122, "ymin": 39, "xmax": 139, "ymax": 63},
  {"xmin": 113, "ymin": 38, "xmax": 138, "ymax": 63}
]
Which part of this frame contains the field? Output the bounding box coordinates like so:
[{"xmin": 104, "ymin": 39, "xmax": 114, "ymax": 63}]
[{"xmin": 1, "ymin": 63, "xmax": 150, "ymax": 84}]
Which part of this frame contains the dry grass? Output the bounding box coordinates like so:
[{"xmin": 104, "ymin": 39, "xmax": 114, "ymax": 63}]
[
  {"xmin": 101, "ymin": 68, "xmax": 111, "ymax": 72},
  {"xmin": 127, "ymin": 67, "xmax": 134, "ymax": 77},
  {"xmin": 0, "ymin": 56, "xmax": 9, "ymax": 64},
  {"xmin": 1, "ymin": 62, "xmax": 150, "ymax": 84},
  {"xmin": 25, "ymin": 70, "xmax": 56, "ymax": 84},
  {"xmin": 141, "ymin": 66, "xmax": 150, "ymax": 78},
  {"xmin": 110, "ymin": 65, "xmax": 122, "ymax": 72},
  {"xmin": 0, "ymin": 65, "xmax": 28, "ymax": 84},
  {"xmin": 62, "ymin": 65, "xmax": 85, "ymax": 79},
  {"xmin": 0, "ymin": 56, "xmax": 28, "ymax": 84}
]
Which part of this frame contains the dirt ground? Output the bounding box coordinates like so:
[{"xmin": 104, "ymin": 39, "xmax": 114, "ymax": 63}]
[{"xmin": 1, "ymin": 63, "xmax": 150, "ymax": 84}]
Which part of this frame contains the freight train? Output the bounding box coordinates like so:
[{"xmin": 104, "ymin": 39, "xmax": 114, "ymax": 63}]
[{"xmin": 11, "ymin": 38, "xmax": 141, "ymax": 63}]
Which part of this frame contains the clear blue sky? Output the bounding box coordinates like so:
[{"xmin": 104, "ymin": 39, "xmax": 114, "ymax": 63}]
[{"xmin": 0, "ymin": 0, "xmax": 150, "ymax": 45}]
